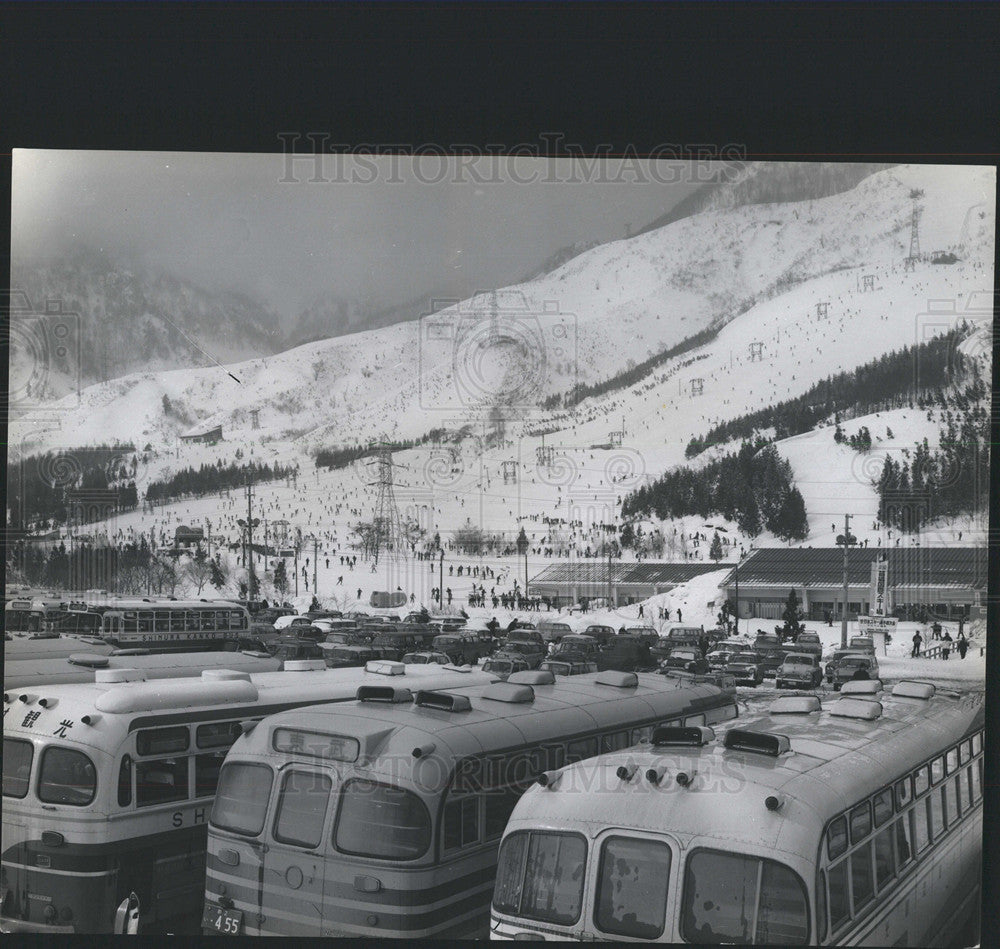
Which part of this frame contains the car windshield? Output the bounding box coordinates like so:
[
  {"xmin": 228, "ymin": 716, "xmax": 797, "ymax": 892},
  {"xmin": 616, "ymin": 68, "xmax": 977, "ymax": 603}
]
[
  {"xmin": 841, "ymin": 658, "xmax": 869, "ymax": 669},
  {"xmin": 732, "ymin": 653, "xmax": 756, "ymax": 662},
  {"xmin": 327, "ymin": 647, "xmax": 360, "ymax": 661},
  {"xmin": 783, "ymin": 661, "xmax": 812, "ymax": 671}
]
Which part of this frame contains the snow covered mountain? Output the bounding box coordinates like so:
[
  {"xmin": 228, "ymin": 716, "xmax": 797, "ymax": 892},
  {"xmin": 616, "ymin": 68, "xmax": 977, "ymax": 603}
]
[{"xmin": 10, "ymin": 163, "xmax": 994, "ymax": 558}]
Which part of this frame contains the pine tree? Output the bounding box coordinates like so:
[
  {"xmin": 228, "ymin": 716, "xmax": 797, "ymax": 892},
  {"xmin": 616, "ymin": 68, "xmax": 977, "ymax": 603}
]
[
  {"xmin": 210, "ymin": 555, "xmax": 227, "ymax": 590},
  {"xmin": 709, "ymin": 531, "xmax": 724, "ymax": 561},
  {"xmin": 780, "ymin": 588, "xmax": 805, "ymax": 642},
  {"xmin": 273, "ymin": 560, "xmax": 288, "ymax": 595}
]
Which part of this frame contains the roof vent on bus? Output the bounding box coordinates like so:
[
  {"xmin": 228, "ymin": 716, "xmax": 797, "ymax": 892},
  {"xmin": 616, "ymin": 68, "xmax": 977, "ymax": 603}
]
[
  {"xmin": 68, "ymin": 653, "xmax": 111, "ymax": 669},
  {"xmin": 651, "ymin": 725, "xmax": 716, "ymax": 747},
  {"xmin": 892, "ymin": 681, "xmax": 936, "ymax": 700},
  {"xmin": 202, "ymin": 670, "xmax": 252, "ymax": 682},
  {"xmin": 110, "ymin": 648, "xmax": 150, "ymax": 656},
  {"xmin": 770, "ymin": 696, "xmax": 822, "ymax": 715},
  {"xmin": 830, "ymin": 698, "xmax": 883, "ymax": 721},
  {"xmin": 283, "ymin": 659, "xmax": 326, "ymax": 672},
  {"xmin": 95, "ymin": 669, "xmax": 147, "ymax": 684},
  {"xmin": 365, "ymin": 660, "xmax": 406, "ymax": 676},
  {"xmin": 481, "ymin": 682, "xmax": 535, "ymax": 704},
  {"xmin": 840, "ymin": 679, "xmax": 883, "ymax": 696},
  {"xmin": 594, "ymin": 670, "xmax": 638, "ymax": 688},
  {"xmin": 724, "ymin": 729, "xmax": 791, "ymax": 757},
  {"xmin": 508, "ymin": 670, "xmax": 555, "ymax": 686},
  {"xmin": 357, "ymin": 685, "xmax": 414, "ymax": 704},
  {"xmin": 415, "ymin": 690, "xmax": 472, "ymax": 712},
  {"xmin": 442, "ymin": 663, "xmax": 475, "ymax": 673},
  {"xmin": 95, "ymin": 678, "xmax": 258, "ymax": 713}
]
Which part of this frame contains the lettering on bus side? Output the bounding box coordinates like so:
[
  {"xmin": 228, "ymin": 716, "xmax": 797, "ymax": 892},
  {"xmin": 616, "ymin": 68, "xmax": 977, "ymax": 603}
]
[{"xmin": 172, "ymin": 807, "xmax": 208, "ymax": 827}]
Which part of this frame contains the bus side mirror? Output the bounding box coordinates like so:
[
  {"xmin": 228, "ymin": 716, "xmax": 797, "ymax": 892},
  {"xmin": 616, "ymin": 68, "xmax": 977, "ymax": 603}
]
[{"xmin": 114, "ymin": 892, "xmax": 140, "ymax": 934}]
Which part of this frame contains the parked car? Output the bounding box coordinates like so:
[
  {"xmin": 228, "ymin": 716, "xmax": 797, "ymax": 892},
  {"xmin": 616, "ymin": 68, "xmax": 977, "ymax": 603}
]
[
  {"xmin": 830, "ymin": 653, "xmax": 880, "ymax": 690},
  {"xmin": 268, "ymin": 638, "xmax": 327, "ymax": 663},
  {"xmin": 550, "ymin": 635, "xmax": 601, "ymax": 662},
  {"xmin": 273, "ymin": 614, "xmax": 315, "ymax": 631},
  {"xmin": 504, "ymin": 629, "xmax": 545, "ymax": 648},
  {"xmin": 849, "ymin": 635, "xmax": 877, "ymax": 655},
  {"xmin": 705, "ymin": 646, "xmax": 736, "ymax": 671},
  {"xmin": 661, "ymin": 647, "xmax": 710, "ymax": 675},
  {"xmin": 725, "ymin": 649, "xmax": 765, "ymax": 687},
  {"xmin": 539, "ymin": 658, "xmax": 598, "ymax": 677},
  {"xmin": 304, "ymin": 610, "xmax": 343, "ymax": 621},
  {"xmin": 775, "ymin": 653, "xmax": 824, "ymax": 689},
  {"xmin": 752, "ymin": 631, "xmax": 786, "ymax": 677},
  {"xmin": 580, "ymin": 624, "xmax": 615, "ymax": 646},
  {"xmin": 536, "ymin": 620, "xmax": 574, "ymax": 644},
  {"xmin": 371, "ymin": 629, "xmax": 437, "ymax": 660},
  {"xmin": 825, "ymin": 648, "xmax": 873, "ymax": 683},
  {"xmin": 482, "ymin": 656, "xmax": 531, "ymax": 680},
  {"xmin": 791, "ymin": 630, "xmax": 823, "ymax": 660},
  {"xmin": 596, "ymin": 636, "xmax": 656, "ymax": 673},
  {"xmin": 433, "ymin": 615, "xmax": 467, "ymax": 632},
  {"xmin": 322, "ymin": 644, "xmax": 391, "ymax": 669},
  {"xmin": 623, "ymin": 626, "xmax": 659, "ymax": 646},
  {"xmin": 492, "ymin": 641, "xmax": 545, "ymax": 669},
  {"xmin": 400, "ymin": 651, "xmax": 453, "ymax": 666},
  {"xmin": 650, "ymin": 637, "xmax": 676, "ymax": 665},
  {"xmin": 317, "ymin": 618, "xmax": 359, "ymax": 632},
  {"xmin": 432, "ymin": 632, "xmax": 488, "ymax": 665},
  {"xmin": 661, "ymin": 623, "xmax": 706, "ymax": 651}
]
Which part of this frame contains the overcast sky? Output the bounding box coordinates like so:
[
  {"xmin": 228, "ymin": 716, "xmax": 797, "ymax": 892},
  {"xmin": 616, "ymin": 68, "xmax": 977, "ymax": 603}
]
[{"xmin": 12, "ymin": 149, "xmax": 709, "ymax": 324}]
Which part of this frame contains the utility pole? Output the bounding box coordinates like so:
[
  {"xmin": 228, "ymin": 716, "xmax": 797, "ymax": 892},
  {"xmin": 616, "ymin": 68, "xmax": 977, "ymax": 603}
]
[
  {"xmin": 205, "ymin": 518, "xmax": 212, "ymax": 561},
  {"xmin": 439, "ymin": 547, "xmax": 444, "ymax": 610},
  {"xmin": 733, "ymin": 556, "xmax": 739, "ymax": 636},
  {"xmin": 264, "ymin": 519, "xmax": 269, "ymax": 571},
  {"xmin": 313, "ymin": 536, "xmax": 319, "ymax": 595},
  {"xmin": 841, "ymin": 513, "xmax": 852, "ymax": 649}
]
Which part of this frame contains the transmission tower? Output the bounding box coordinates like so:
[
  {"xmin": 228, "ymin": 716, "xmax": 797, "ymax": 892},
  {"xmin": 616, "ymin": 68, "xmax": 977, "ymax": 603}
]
[
  {"xmin": 905, "ymin": 189, "xmax": 924, "ymax": 271},
  {"xmin": 367, "ymin": 445, "xmax": 408, "ymax": 567}
]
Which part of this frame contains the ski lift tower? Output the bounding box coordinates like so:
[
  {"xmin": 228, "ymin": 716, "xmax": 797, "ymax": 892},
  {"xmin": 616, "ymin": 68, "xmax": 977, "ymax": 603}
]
[{"xmin": 904, "ymin": 189, "xmax": 924, "ymax": 272}]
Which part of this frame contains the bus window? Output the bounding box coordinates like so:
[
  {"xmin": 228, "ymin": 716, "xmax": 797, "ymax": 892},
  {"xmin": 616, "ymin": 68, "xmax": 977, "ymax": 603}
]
[
  {"xmin": 631, "ymin": 725, "xmax": 652, "ymax": 744},
  {"xmin": 895, "ymin": 815, "xmax": 913, "ymax": 867},
  {"xmin": 816, "ymin": 869, "xmax": 827, "ymax": 943},
  {"xmin": 929, "ymin": 788, "xmax": 945, "ymax": 838},
  {"xmin": 827, "ymin": 860, "xmax": 850, "ymax": 933},
  {"xmin": 600, "ymin": 731, "xmax": 630, "ymax": 754},
  {"xmin": 913, "ymin": 799, "xmax": 931, "ymax": 853},
  {"xmin": 705, "ymin": 703, "xmax": 738, "ymax": 724},
  {"xmin": 504, "ymin": 832, "xmax": 586, "ymax": 926},
  {"xmin": 273, "ymin": 771, "xmax": 332, "ymax": 849},
  {"xmin": 895, "ymin": 776, "xmax": 913, "ymax": 810},
  {"xmin": 118, "ymin": 756, "xmax": 132, "ymax": 807},
  {"xmin": 684, "ymin": 714, "xmax": 705, "ymax": 727},
  {"xmin": 229, "ymin": 610, "xmax": 246, "ymax": 630},
  {"xmin": 849, "ymin": 802, "xmax": 872, "ymax": 843},
  {"xmin": 155, "ymin": 611, "xmax": 170, "ymax": 632},
  {"xmin": 594, "ymin": 836, "xmax": 670, "ymax": 939},
  {"xmin": 959, "ymin": 740, "xmax": 971, "ymax": 765},
  {"xmin": 914, "ymin": 765, "xmax": 930, "ymax": 797},
  {"xmin": 184, "ymin": 611, "xmax": 199, "ymax": 630},
  {"xmin": 195, "ymin": 752, "xmax": 228, "ymax": 797},
  {"xmin": 136, "ymin": 757, "xmax": 188, "ymax": 807},
  {"xmin": 827, "ymin": 816, "xmax": 848, "ymax": 860},
  {"xmin": 970, "ymin": 762, "xmax": 982, "ymax": 803},
  {"xmin": 202, "ymin": 611, "xmax": 217, "ymax": 631},
  {"xmin": 211, "ymin": 762, "xmax": 272, "ymax": 836},
  {"xmin": 930, "ymin": 756, "xmax": 945, "ymax": 785},
  {"xmin": 197, "ymin": 722, "xmax": 240, "ymax": 750},
  {"xmin": 443, "ymin": 795, "xmax": 480, "ymax": 851},
  {"xmin": 972, "ymin": 733, "xmax": 982, "ymax": 756},
  {"xmin": 38, "ymin": 747, "xmax": 97, "ymax": 806},
  {"xmin": 873, "ymin": 789, "xmax": 893, "ymax": 827},
  {"xmin": 138, "ymin": 611, "xmax": 154, "ymax": 632},
  {"xmin": 215, "ymin": 611, "xmax": 229, "ymax": 630},
  {"xmin": 947, "ymin": 777, "xmax": 961, "ymax": 823},
  {"xmin": 850, "ymin": 843, "xmax": 874, "ymax": 912},
  {"xmin": 137, "ymin": 727, "xmax": 190, "ymax": 756},
  {"xmin": 2, "ymin": 738, "xmax": 34, "ymax": 799},
  {"xmin": 484, "ymin": 790, "xmax": 520, "ymax": 842},
  {"xmin": 946, "ymin": 748, "xmax": 959, "ymax": 774},
  {"xmin": 680, "ymin": 850, "xmax": 808, "ymax": 945},
  {"xmin": 566, "ymin": 738, "xmax": 598, "ymax": 765},
  {"xmin": 334, "ymin": 780, "xmax": 431, "ymax": 860},
  {"xmin": 874, "ymin": 826, "xmax": 895, "ymax": 890}
]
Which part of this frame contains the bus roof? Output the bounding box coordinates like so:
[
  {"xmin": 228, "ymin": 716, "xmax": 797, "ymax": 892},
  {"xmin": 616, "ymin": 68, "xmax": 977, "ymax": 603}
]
[
  {"xmin": 502, "ymin": 686, "xmax": 983, "ymax": 859},
  {"xmin": 231, "ymin": 672, "xmax": 731, "ymax": 794}
]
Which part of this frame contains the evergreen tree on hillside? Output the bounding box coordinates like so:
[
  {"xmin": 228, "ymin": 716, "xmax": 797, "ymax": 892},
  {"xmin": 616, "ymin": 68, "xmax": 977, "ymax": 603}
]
[
  {"xmin": 709, "ymin": 531, "xmax": 723, "ymax": 561},
  {"xmin": 773, "ymin": 487, "xmax": 809, "ymax": 541},
  {"xmin": 273, "ymin": 560, "xmax": 288, "ymax": 596}
]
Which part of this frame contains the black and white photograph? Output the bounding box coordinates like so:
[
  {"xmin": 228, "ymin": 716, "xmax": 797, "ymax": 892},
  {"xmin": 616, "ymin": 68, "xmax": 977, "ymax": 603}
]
[{"xmin": 2, "ymin": 4, "xmax": 997, "ymax": 946}]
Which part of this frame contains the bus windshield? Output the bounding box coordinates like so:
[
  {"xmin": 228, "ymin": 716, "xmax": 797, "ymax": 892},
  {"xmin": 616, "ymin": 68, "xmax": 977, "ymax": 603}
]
[
  {"xmin": 211, "ymin": 762, "xmax": 273, "ymax": 836},
  {"xmin": 680, "ymin": 849, "xmax": 809, "ymax": 944},
  {"xmin": 3, "ymin": 738, "xmax": 34, "ymax": 798},
  {"xmin": 334, "ymin": 779, "xmax": 431, "ymax": 860},
  {"xmin": 494, "ymin": 830, "xmax": 587, "ymax": 926}
]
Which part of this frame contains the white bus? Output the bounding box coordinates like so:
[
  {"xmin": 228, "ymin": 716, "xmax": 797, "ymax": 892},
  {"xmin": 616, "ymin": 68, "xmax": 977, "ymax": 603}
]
[
  {"xmin": 0, "ymin": 660, "xmax": 491, "ymax": 934},
  {"xmin": 490, "ymin": 679, "xmax": 984, "ymax": 945},
  {"xmin": 201, "ymin": 669, "xmax": 740, "ymax": 938}
]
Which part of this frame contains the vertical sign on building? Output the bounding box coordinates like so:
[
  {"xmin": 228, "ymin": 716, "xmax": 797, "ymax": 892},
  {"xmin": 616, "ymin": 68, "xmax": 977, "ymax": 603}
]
[{"xmin": 870, "ymin": 555, "xmax": 889, "ymax": 617}]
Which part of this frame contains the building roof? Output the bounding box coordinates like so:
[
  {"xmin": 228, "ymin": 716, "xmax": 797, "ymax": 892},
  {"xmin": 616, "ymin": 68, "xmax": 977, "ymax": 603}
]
[
  {"xmin": 530, "ymin": 561, "xmax": 728, "ymax": 587},
  {"xmin": 181, "ymin": 422, "xmax": 223, "ymax": 439},
  {"xmin": 723, "ymin": 546, "xmax": 987, "ymax": 590}
]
